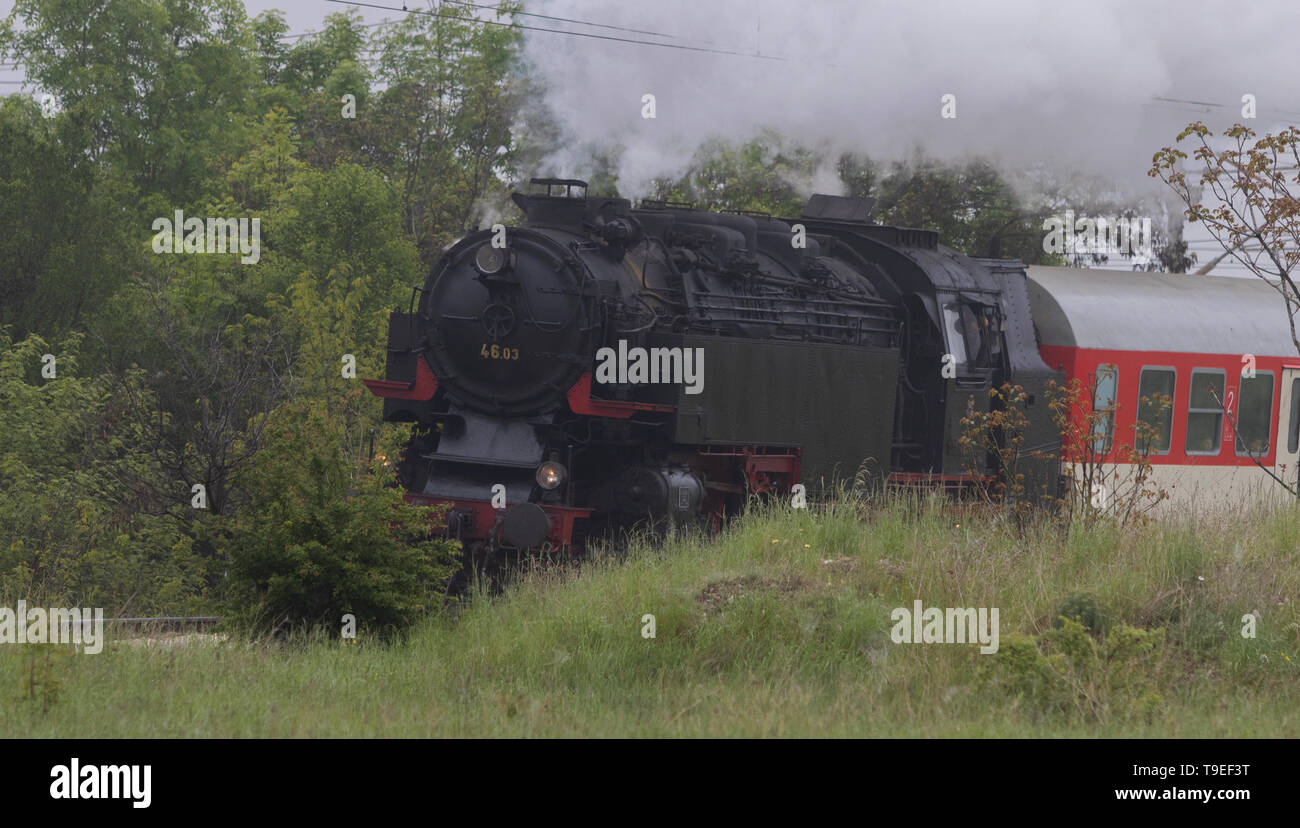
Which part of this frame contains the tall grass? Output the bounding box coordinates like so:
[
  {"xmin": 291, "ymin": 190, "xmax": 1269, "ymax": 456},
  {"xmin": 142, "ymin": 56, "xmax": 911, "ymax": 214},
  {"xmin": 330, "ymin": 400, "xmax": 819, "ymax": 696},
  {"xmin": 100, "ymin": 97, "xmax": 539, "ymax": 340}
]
[{"xmin": 3, "ymin": 492, "xmax": 1298, "ymax": 736}]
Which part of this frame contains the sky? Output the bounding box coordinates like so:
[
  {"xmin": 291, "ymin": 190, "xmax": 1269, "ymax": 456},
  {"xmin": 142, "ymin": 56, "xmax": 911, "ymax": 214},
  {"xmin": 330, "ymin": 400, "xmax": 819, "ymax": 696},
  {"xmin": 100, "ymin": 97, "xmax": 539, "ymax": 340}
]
[{"xmin": 3, "ymin": 0, "xmax": 1299, "ymax": 273}]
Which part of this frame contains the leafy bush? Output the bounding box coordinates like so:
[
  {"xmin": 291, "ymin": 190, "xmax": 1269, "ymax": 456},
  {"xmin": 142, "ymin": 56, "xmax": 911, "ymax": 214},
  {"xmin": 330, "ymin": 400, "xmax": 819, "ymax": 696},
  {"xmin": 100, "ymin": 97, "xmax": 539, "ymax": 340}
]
[
  {"xmin": 219, "ymin": 399, "xmax": 458, "ymax": 639},
  {"xmin": 1052, "ymin": 591, "xmax": 1108, "ymax": 635},
  {"xmin": 986, "ymin": 618, "xmax": 1167, "ymax": 724}
]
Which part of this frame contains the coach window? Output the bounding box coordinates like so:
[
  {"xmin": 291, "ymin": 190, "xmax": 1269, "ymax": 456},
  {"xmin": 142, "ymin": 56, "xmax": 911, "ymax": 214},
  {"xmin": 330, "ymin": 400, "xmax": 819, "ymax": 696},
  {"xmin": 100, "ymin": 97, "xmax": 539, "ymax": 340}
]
[
  {"xmin": 1289, "ymin": 378, "xmax": 1300, "ymax": 454},
  {"xmin": 1236, "ymin": 372, "xmax": 1274, "ymax": 457},
  {"xmin": 1137, "ymin": 367, "xmax": 1176, "ymax": 454},
  {"xmin": 1185, "ymin": 369, "xmax": 1226, "ymax": 455},
  {"xmin": 1091, "ymin": 364, "xmax": 1118, "ymax": 454}
]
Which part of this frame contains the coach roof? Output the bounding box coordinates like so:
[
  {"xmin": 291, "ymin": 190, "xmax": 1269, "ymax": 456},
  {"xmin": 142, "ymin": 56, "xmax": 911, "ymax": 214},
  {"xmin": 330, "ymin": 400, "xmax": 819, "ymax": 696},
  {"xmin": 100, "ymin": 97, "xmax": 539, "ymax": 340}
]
[{"xmin": 1027, "ymin": 266, "xmax": 1298, "ymax": 357}]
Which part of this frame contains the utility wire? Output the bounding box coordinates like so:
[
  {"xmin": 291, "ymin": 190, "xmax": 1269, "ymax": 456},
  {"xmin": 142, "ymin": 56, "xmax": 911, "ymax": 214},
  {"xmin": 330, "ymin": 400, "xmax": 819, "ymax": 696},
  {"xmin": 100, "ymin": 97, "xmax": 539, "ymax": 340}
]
[
  {"xmin": 438, "ymin": 0, "xmax": 698, "ymax": 42},
  {"xmin": 321, "ymin": 0, "xmax": 787, "ymax": 61},
  {"xmin": 282, "ymin": 19, "xmax": 395, "ymax": 40},
  {"xmin": 1151, "ymin": 94, "xmax": 1300, "ymax": 122}
]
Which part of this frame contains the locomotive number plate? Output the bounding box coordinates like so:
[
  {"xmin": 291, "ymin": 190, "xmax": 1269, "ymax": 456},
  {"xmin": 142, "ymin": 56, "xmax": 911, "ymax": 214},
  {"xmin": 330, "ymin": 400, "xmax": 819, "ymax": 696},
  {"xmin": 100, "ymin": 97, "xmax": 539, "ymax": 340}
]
[{"xmin": 479, "ymin": 343, "xmax": 521, "ymax": 360}]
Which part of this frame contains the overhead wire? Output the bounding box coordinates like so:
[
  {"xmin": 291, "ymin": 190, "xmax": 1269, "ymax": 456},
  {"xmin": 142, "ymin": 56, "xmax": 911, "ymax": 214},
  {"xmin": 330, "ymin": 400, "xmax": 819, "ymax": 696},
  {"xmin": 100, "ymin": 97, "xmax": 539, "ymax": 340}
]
[
  {"xmin": 321, "ymin": 0, "xmax": 787, "ymax": 61},
  {"xmin": 437, "ymin": 0, "xmax": 704, "ymax": 42}
]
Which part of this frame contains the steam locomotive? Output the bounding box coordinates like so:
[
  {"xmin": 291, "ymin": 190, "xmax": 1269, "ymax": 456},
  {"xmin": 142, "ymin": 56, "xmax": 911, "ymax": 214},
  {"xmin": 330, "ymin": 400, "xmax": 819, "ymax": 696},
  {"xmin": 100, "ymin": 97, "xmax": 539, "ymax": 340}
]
[{"xmin": 364, "ymin": 177, "xmax": 1065, "ymax": 557}]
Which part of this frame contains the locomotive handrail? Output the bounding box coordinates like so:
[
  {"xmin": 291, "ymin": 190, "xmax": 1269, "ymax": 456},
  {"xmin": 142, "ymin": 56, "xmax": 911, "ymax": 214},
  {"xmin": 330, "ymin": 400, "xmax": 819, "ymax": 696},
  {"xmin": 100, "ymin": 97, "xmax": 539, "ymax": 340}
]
[
  {"xmin": 719, "ymin": 208, "xmax": 773, "ymax": 219},
  {"xmin": 407, "ymin": 284, "xmax": 428, "ymax": 315},
  {"xmin": 688, "ymin": 295, "xmax": 897, "ymax": 312},
  {"xmin": 688, "ymin": 315, "xmax": 898, "ymax": 336},
  {"xmin": 638, "ymin": 198, "xmax": 695, "ymax": 210},
  {"xmin": 688, "ymin": 300, "xmax": 896, "ymax": 317},
  {"xmin": 688, "ymin": 303, "xmax": 896, "ymax": 327},
  {"xmin": 691, "ymin": 295, "xmax": 894, "ymax": 311}
]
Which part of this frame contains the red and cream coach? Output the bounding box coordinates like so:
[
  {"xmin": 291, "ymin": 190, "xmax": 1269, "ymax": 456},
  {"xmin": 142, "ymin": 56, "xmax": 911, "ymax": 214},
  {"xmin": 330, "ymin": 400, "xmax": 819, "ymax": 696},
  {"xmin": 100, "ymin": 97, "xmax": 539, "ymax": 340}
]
[{"xmin": 1028, "ymin": 266, "xmax": 1300, "ymax": 509}]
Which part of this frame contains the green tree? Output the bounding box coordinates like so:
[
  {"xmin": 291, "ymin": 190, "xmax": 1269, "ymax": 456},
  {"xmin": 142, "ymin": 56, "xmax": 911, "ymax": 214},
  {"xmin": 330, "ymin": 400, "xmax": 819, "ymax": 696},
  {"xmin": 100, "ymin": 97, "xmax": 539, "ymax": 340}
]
[
  {"xmin": 224, "ymin": 107, "xmax": 305, "ymax": 212},
  {"xmin": 650, "ymin": 130, "xmax": 820, "ymax": 216},
  {"xmin": 270, "ymin": 161, "xmax": 422, "ymax": 458},
  {"xmin": 0, "ymin": 331, "xmax": 206, "ymax": 613},
  {"xmin": 1152, "ymin": 122, "xmax": 1300, "ymax": 321},
  {"xmin": 267, "ymin": 10, "xmax": 374, "ymax": 170},
  {"xmin": 0, "ymin": 96, "xmax": 138, "ymax": 338},
  {"xmin": 367, "ymin": 2, "xmax": 525, "ymax": 255},
  {"xmin": 98, "ymin": 261, "xmax": 292, "ymax": 520},
  {"xmin": 0, "ymin": 0, "xmax": 546, "ymax": 625},
  {"xmin": 282, "ymin": 9, "xmax": 369, "ymax": 96},
  {"xmin": 219, "ymin": 399, "xmax": 458, "ymax": 638},
  {"xmin": 873, "ymin": 152, "xmax": 1037, "ymax": 260},
  {"xmin": 842, "ymin": 149, "xmax": 1191, "ymax": 269},
  {"xmin": 2, "ymin": 0, "xmax": 258, "ymax": 205}
]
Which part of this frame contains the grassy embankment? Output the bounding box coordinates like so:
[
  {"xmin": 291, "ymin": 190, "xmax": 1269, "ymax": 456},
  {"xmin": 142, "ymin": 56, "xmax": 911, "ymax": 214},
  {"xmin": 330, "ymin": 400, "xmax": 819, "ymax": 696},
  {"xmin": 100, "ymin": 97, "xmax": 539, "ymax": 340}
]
[{"xmin": 3, "ymin": 493, "xmax": 1298, "ymax": 736}]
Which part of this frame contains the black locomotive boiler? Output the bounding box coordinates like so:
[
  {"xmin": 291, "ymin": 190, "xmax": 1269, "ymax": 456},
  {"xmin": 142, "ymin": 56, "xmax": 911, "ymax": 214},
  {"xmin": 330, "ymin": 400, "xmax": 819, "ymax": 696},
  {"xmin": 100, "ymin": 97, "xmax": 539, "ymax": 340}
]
[{"xmin": 365, "ymin": 178, "xmax": 1062, "ymax": 556}]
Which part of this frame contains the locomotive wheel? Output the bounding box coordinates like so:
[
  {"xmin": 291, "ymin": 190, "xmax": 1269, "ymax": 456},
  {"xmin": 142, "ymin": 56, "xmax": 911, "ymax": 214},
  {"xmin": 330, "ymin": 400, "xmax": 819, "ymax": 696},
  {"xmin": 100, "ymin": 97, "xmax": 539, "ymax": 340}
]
[
  {"xmin": 446, "ymin": 541, "xmax": 509, "ymax": 597},
  {"xmin": 445, "ymin": 569, "xmax": 469, "ymax": 598}
]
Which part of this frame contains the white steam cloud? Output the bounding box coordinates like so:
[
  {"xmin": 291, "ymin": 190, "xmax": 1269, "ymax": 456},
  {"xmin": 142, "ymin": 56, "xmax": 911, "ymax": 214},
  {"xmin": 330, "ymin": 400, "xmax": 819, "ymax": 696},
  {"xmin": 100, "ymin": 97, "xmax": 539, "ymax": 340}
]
[{"xmin": 522, "ymin": 0, "xmax": 1300, "ymax": 197}]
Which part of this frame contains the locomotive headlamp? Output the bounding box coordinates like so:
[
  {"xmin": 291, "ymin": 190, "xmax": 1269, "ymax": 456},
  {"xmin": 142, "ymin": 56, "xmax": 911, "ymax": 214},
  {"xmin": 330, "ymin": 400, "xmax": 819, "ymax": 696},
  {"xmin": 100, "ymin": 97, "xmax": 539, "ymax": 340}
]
[
  {"xmin": 474, "ymin": 242, "xmax": 509, "ymax": 275},
  {"xmin": 536, "ymin": 460, "xmax": 567, "ymax": 490}
]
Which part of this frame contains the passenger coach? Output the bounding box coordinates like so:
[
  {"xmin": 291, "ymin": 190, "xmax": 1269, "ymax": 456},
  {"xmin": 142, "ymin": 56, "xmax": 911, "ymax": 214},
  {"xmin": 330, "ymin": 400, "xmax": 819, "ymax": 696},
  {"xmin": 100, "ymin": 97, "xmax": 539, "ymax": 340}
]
[{"xmin": 1028, "ymin": 267, "xmax": 1300, "ymax": 509}]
